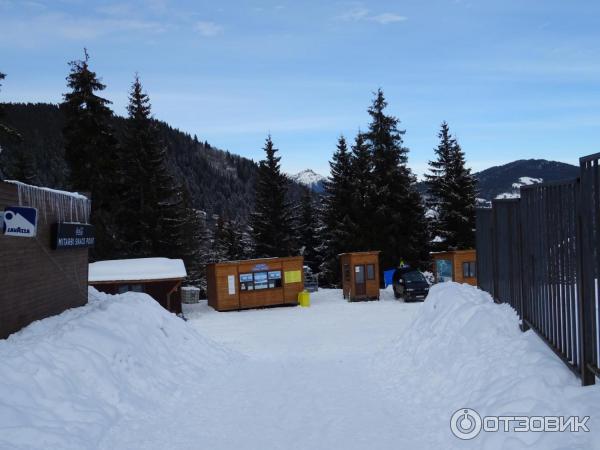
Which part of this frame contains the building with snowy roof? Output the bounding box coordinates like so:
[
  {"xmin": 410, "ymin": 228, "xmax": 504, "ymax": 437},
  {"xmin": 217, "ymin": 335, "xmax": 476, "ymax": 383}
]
[
  {"xmin": 89, "ymin": 257, "xmax": 187, "ymax": 314},
  {"xmin": 0, "ymin": 180, "xmax": 93, "ymax": 338}
]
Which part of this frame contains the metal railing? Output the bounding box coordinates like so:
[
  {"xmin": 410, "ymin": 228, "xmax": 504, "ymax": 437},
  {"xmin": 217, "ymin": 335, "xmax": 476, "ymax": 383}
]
[{"xmin": 476, "ymin": 153, "xmax": 600, "ymax": 385}]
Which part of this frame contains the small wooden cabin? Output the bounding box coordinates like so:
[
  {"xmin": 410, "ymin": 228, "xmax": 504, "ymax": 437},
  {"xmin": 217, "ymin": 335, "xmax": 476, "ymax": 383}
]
[
  {"xmin": 431, "ymin": 249, "xmax": 477, "ymax": 286},
  {"xmin": 207, "ymin": 256, "xmax": 304, "ymax": 311},
  {"xmin": 89, "ymin": 257, "xmax": 187, "ymax": 314},
  {"xmin": 339, "ymin": 251, "xmax": 380, "ymax": 301}
]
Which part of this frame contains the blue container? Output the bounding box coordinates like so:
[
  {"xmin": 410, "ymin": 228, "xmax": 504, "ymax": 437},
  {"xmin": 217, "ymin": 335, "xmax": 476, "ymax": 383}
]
[{"xmin": 383, "ymin": 269, "xmax": 395, "ymax": 287}]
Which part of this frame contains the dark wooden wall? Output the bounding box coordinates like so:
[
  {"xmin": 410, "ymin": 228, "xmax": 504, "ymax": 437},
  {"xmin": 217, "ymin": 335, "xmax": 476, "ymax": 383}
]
[
  {"xmin": 340, "ymin": 252, "xmax": 381, "ymax": 300},
  {"xmin": 0, "ymin": 182, "xmax": 88, "ymax": 339},
  {"xmin": 90, "ymin": 280, "xmax": 183, "ymax": 314},
  {"xmin": 207, "ymin": 257, "xmax": 304, "ymax": 311}
]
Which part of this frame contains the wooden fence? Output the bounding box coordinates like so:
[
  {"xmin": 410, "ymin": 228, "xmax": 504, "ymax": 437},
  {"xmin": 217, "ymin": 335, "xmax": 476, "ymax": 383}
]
[{"xmin": 476, "ymin": 153, "xmax": 600, "ymax": 385}]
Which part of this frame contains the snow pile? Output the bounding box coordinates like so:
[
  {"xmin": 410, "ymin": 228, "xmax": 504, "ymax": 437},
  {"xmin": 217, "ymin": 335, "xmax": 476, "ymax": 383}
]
[
  {"xmin": 89, "ymin": 257, "xmax": 187, "ymax": 282},
  {"xmin": 377, "ymin": 282, "xmax": 600, "ymax": 448},
  {"xmin": 0, "ymin": 288, "xmax": 237, "ymax": 450}
]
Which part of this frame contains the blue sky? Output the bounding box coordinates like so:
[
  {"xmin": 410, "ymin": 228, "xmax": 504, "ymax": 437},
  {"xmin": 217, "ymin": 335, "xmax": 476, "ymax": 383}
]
[{"xmin": 1, "ymin": 0, "xmax": 599, "ymax": 177}]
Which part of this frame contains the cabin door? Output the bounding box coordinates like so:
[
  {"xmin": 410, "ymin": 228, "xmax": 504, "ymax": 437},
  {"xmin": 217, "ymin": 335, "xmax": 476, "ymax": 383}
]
[{"xmin": 354, "ymin": 265, "xmax": 366, "ymax": 296}]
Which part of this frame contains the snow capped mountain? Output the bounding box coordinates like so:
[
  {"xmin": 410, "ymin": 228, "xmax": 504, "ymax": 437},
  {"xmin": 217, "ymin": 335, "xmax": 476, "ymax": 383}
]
[
  {"xmin": 495, "ymin": 176, "xmax": 544, "ymax": 199},
  {"xmin": 289, "ymin": 169, "xmax": 327, "ymax": 193}
]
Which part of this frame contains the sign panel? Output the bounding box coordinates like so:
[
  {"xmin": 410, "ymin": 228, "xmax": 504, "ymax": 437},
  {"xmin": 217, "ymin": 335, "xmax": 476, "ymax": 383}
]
[
  {"xmin": 253, "ymin": 263, "xmax": 269, "ymax": 271},
  {"xmin": 52, "ymin": 222, "xmax": 95, "ymax": 249},
  {"xmin": 227, "ymin": 275, "xmax": 236, "ymax": 295},
  {"xmin": 284, "ymin": 270, "xmax": 302, "ymax": 284},
  {"xmin": 3, "ymin": 206, "xmax": 37, "ymax": 237},
  {"xmin": 436, "ymin": 259, "xmax": 453, "ymax": 282}
]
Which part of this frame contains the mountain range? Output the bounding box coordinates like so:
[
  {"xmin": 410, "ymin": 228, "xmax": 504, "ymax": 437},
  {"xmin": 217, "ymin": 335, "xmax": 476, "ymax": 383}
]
[{"xmin": 294, "ymin": 159, "xmax": 579, "ymax": 201}]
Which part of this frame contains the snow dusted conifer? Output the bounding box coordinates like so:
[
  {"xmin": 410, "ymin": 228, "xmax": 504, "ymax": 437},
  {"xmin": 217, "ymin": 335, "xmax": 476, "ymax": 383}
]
[
  {"xmin": 321, "ymin": 135, "xmax": 356, "ymax": 284},
  {"xmin": 250, "ymin": 135, "xmax": 295, "ymax": 257},
  {"xmin": 349, "ymin": 132, "xmax": 374, "ymax": 251},
  {"xmin": 296, "ymin": 186, "xmax": 321, "ymax": 272},
  {"xmin": 426, "ymin": 122, "xmax": 477, "ymax": 249},
  {"xmin": 364, "ymin": 89, "xmax": 429, "ymax": 269},
  {"xmin": 61, "ymin": 50, "xmax": 120, "ymax": 259}
]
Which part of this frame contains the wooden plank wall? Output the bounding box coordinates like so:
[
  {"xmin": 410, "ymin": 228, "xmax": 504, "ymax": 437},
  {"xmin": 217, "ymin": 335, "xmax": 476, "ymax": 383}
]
[
  {"xmin": 0, "ymin": 182, "xmax": 88, "ymax": 339},
  {"xmin": 207, "ymin": 257, "xmax": 304, "ymax": 311}
]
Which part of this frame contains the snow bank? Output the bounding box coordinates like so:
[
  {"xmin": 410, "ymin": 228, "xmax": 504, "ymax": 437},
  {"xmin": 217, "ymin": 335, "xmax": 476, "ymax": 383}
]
[
  {"xmin": 0, "ymin": 288, "xmax": 237, "ymax": 450},
  {"xmin": 376, "ymin": 282, "xmax": 600, "ymax": 448}
]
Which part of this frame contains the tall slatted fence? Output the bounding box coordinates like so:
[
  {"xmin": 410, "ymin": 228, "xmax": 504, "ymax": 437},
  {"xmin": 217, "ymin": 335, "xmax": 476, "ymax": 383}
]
[{"xmin": 476, "ymin": 153, "xmax": 600, "ymax": 385}]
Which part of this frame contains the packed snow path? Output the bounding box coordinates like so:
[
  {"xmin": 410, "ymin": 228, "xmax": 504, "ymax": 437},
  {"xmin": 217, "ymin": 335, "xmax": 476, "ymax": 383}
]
[
  {"xmin": 98, "ymin": 288, "xmax": 421, "ymax": 450},
  {"xmin": 2, "ymin": 284, "xmax": 600, "ymax": 449}
]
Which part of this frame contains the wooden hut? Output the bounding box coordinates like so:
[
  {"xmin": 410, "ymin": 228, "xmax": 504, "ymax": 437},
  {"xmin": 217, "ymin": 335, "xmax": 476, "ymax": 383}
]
[
  {"xmin": 0, "ymin": 180, "xmax": 93, "ymax": 339},
  {"xmin": 89, "ymin": 257, "xmax": 187, "ymax": 314},
  {"xmin": 431, "ymin": 249, "xmax": 477, "ymax": 286},
  {"xmin": 207, "ymin": 256, "xmax": 304, "ymax": 311},
  {"xmin": 339, "ymin": 251, "xmax": 380, "ymax": 301}
]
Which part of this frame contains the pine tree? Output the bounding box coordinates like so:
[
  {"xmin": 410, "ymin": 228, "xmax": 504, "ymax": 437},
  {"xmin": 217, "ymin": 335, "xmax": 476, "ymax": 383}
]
[
  {"xmin": 11, "ymin": 147, "xmax": 37, "ymax": 184},
  {"xmin": 118, "ymin": 74, "xmax": 188, "ymax": 259},
  {"xmin": 426, "ymin": 122, "xmax": 476, "ymax": 249},
  {"xmin": 250, "ymin": 135, "xmax": 295, "ymax": 257},
  {"xmin": 0, "ymin": 72, "xmax": 22, "ymax": 179},
  {"xmin": 61, "ymin": 50, "xmax": 120, "ymax": 259},
  {"xmin": 320, "ymin": 135, "xmax": 356, "ymax": 284},
  {"xmin": 364, "ymin": 89, "xmax": 429, "ymax": 270},
  {"xmin": 349, "ymin": 132, "xmax": 374, "ymax": 251},
  {"xmin": 296, "ymin": 187, "xmax": 320, "ymax": 272},
  {"xmin": 180, "ymin": 200, "xmax": 210, "ymax": 292}
]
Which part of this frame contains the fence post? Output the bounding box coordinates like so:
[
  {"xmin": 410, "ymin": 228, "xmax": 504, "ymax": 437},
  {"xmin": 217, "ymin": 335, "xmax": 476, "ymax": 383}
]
[{"xmin": 577, "ymin": 171, "xmax": 597, "ymax": 386}]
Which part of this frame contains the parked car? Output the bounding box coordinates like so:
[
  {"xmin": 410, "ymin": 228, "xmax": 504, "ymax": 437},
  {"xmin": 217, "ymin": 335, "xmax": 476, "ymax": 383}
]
[{"xmin": 392, "ymin": 267, "xmax": 430, "ymax": 302}]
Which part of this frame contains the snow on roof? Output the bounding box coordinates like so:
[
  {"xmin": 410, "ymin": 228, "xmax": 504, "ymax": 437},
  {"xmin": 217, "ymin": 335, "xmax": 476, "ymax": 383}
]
[
  {"xmin": 4, "ymin": 180, "xmax": 89, "ymax": 200},
  {"xmin": 89, "ymin": 258, "xmax": 187, "ymax": 282}
]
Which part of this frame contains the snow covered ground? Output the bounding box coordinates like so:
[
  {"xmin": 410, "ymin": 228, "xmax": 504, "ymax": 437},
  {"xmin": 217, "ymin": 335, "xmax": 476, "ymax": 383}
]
[{"xmin": 1, "ymin": 284, "xmax": 599, "ymax": 449}]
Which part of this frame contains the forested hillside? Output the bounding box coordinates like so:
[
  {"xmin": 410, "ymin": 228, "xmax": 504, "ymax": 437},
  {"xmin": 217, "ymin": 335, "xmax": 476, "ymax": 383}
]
[{"xmin": 0, "ymin": 102, "xmax": 304, "ymax": 221}]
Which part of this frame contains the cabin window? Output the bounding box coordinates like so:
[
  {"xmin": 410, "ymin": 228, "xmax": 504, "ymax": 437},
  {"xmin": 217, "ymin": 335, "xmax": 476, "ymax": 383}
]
[
  {"xmin": 117, "ymin": 284, "xmax": 143, "ymax": 294},
  {"xmin": 254, "ymin": 272, "xmax": 269, "ymax": 290},
  {"xmin": 239, "ymin": 273, "xmax": 254, "ymax": 291},
  {"xmin": 240, "ymin": 271, "xmax": 283, "ymax": 290},
  {"xmin": 366, "ymin": 264, "xmax": 375, "ymax": 280},
  {"xmin": 462, "ymin": 261, "xmax": 476, "ymax": 278},
  {"xmin": 268, "ymin": 270, "xmax": 282, "ymax": 288}
]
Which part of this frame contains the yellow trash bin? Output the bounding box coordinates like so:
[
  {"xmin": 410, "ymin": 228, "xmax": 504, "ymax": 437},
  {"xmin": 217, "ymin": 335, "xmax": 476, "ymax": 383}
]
[{"xmin": 298, "ymin": 290, "xmax": 310, "ymax": 307}]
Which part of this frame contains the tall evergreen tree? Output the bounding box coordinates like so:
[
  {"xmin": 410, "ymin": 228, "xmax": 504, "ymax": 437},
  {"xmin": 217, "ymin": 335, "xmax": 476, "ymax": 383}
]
[
  {"xmin": 426, "ymin": 122, "xmax": 476, "ymax": 249},
  {"xmin": 348, "ymin": 131, "xmax": 374, "ymax": 251},
  {"xmin": 364, "ymin": 89, "xmax": 429, "ymax": 269},
  {"xmin": 320, "ymin": 135, "xmax": 356, "ymax": 284},
  {"xmin": 296, "ymin": 187, "xmax": 320, "ymax": 272},
  {"xmin": 250, "ymin": 135, "xmax": 295, "ymax": 257},
  {"xmin": 118, "ymin": 74, "xmax": 187, "ymax": 259},
  {"xmin": 0, "ymin": 72, "xmax": 22, "ymax": 179},
  {"xmin": 61, "ymin": 50, "xmax": 120, "ymax": 259}
]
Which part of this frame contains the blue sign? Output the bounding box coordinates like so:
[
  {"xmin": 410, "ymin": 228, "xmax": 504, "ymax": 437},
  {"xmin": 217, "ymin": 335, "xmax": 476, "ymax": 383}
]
[
  {"xmin": 3, "ymin": 206, "xmax": 38, "ymax": 237},
  {"xmin": 253, "ymin": 263, "xmax": 269, "ymax": 271}
]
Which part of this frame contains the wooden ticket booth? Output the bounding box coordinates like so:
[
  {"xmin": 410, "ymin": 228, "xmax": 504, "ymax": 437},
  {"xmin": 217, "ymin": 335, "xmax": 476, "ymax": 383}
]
[
  {"xmin": 207, "ymin": 256, "xmax": 304, "ymax": 311},
  {"xmin": 431, "ymin": 249, "xmax": 477, "ymax": 286},
  {"xmin": 339, "ymin": 251, "xmax": 381, "ymax": 301}
]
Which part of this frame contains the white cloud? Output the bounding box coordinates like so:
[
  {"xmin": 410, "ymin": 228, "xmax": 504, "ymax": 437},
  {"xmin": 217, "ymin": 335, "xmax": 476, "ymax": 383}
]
[
  {"xmin": 195, "ymin": 21, "xmax": 223, "ymax": 37},
  {"xmin": 370, "ymin": 12, "xmax": 407, "ymax": 24},
  {"xmin": 337, "ymin": 6, "xmax": 406, "ymax": 25}
]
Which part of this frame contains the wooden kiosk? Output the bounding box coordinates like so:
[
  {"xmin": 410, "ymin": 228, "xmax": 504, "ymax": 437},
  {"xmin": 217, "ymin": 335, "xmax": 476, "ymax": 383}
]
[
  {"xmin": 339, "ymin": 251, "xmax": 380, "ymax": 301},
  {"xmin": 207, "ymin": 256, "xmax": 304, "ymax": 311},
  {"xmin": 431, "ymin": 249, "xmax": 477, "ymax": 286}
]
